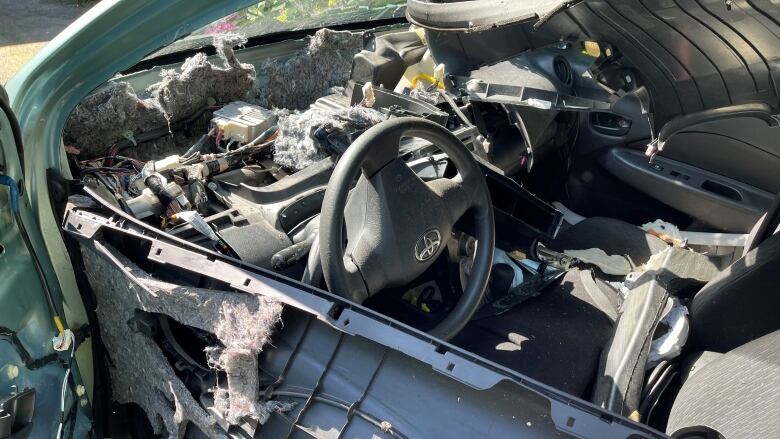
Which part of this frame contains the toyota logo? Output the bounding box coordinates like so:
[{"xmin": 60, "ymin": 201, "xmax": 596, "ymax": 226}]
[{"xmin": 414, "ymin": 228, "xmax": 442, "ymax": 262}]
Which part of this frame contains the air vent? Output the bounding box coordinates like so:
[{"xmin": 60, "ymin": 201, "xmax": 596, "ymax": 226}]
[{"xmin": 553, "ymin": 56, "xmax": 573, "ymax": 86}]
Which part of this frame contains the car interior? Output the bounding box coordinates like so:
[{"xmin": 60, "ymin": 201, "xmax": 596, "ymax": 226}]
[{"xmin": 52, "ymin": 1, "xmax": 780, "ymax": 437}]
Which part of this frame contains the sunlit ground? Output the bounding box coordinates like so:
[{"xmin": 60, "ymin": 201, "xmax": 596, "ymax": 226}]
[
  {"xmin": 0, "ymin": 42, "xmax": 48, "ymax": 84},
  {"xmin": 0, "ymin": 0, "xmax": 92, "ymax": 85}
]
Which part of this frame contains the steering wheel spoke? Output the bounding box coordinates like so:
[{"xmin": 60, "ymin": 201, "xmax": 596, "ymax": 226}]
[
  {"xmin": 359, "ymin": 125, "xmax": 404, "ymax": 177},
  {"xmin": 340, "ymin": 253, "xmax": 370, "ymax": 303},
  {"xmin": 426, "ymin": 177, "xmax": 471, "ymax": 223}
]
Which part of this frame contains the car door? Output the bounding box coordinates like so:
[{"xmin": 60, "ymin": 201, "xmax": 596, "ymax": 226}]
[{"xmin": 0, "ymin": 85, "xmax": 81, "ymax": 439}]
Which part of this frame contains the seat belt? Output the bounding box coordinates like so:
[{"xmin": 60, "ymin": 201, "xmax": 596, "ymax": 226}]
[{"xmin": 579, "ymin": 270, "xmax": 618, "ymax": 323}]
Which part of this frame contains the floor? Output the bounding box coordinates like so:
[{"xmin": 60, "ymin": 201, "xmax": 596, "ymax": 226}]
[{"xmin": 0, "ymin": 0, "xmax": 92, "ymax": 84}]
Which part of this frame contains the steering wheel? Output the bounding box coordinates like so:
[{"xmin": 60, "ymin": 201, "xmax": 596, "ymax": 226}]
[{"xmin": 319, "ymin": 117, "xmax": 495, "ymax": 340}]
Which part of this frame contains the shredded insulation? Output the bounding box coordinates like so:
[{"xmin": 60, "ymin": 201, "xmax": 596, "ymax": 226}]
[
  {"xmin": 149, "ymin": 34, "xmax": 255, "ymax": 122},
  {"xmin": 82, "ymin": 244, "xmax": 286, "ymax": 438},
  {"xmin": 273, "ymin": 105, "xmax": 388, "ymax": 171},
  {"xmin": 63, "ymin": 34, "xmax": 255, "ymax": 159},
  {"xmin": 409, "ymin": 83, "xmax": 440, "ymax": 105},
  {"xmin": 258, "ymin": 28, "xmax": 364, "ymax": 110}
]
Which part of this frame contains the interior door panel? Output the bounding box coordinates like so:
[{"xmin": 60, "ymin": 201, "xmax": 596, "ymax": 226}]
[
  {"xmin": 650, "ymin": 117, "xmax": 780, "ymax": 193},
  {"xmin": 594, "ymin": 113, "xmax": 780, "ymax": 232},
  {"xmin": 602, "ymin": 148, "xmax": 773, "ymax": 232}
]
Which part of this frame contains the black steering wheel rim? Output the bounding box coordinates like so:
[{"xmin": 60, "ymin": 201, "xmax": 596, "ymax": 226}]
[{"xmin": 319, "ymin": 117, "xmax": 495, "ymax": 341}]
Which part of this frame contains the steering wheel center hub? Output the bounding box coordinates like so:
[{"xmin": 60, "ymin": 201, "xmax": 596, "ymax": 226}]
[{"xmin": 414, "ymin": 228, "xmax": 442, "ymax": 262}]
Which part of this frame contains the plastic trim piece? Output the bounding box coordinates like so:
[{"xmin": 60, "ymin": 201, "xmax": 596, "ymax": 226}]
[
  {"xmin": 405, "ymin": 0, "xmax": 576, "ymax": 32},
  {"xmin": 458, "ymin": 77, "xmax": 612, "ymax": 112}
]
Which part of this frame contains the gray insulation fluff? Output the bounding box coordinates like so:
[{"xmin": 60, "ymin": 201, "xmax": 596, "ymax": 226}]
[
  {"xmin": 82, "ymin": 244, "xmax": 286, "ymax": 438},
  {"xmin": 273, "ymin": 106, "xmax": 388, "ymax": 170},
  {"xmin": 63, "ymin": 34, "xmax": 255, "ymax": 158},
  {"xmin": 259, "ymin": 28, "xmax": 364, "ymax": 110},
  {"xmin": 409, "ymin": 83, "xmax": 440, "ymax": 105},
  {"xmin": 148, "ymin": 34, "xmax": 254, "ymax": 121}
]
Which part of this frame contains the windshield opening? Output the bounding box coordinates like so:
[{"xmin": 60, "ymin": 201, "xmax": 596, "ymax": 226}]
[{"xmin": 153, "ymin": 0, "xmax": 406, "ymax": 58}]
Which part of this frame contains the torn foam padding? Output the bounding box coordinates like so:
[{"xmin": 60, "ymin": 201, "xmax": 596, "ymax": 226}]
[
  {"xmin": 273, "ymin": 105, "xmax": 387, "ymax": 171},
  {"xmin": 63, "ymin": 81, "xmax": 168, "ymax": 158},
  {"xmin": 258, "ymin": 28, "xmax": 364, "ymax": 110},
  {"xmin": 81, "ymin": 244, "xmax": 284, "ymax": 438},
  {"xmin": 647, "ymin": 297, "xmax": 689, "ymax": 369},
  {"xmin": 63, "ymin": 34, "xmax": 255, "ymax": 159}
]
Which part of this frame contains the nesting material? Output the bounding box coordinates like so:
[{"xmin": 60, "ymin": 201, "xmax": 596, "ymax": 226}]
[
  {"xmin": 82, "ymin": 244, "xmax": 284, "ymax": 438},
  {"xmin": 63, "ymin": 82, "xmax": 168, "ymax": 158},
  {"xmin": 63, "ymin": 34, "xmax": 255, "ymax": 158},
  {"xmin": 272, "ymin": 106, "xmax": 387, "ymax": 171},
  {"xmin": 259, "ymin": 28, "xmax": 364, "ymax": 110},
  {"xmin": 148, "ymin": 34, "xmax": 255, "ymax": 122},
  {"xmin": 409, "ymin": 83, "xmax": 440, "ymax": 105}
]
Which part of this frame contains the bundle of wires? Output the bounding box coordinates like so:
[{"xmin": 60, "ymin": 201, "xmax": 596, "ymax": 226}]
[
  {"xmin": 639, "ymin": 360, "xmax": 679, "ymax": 422},
  {"xmin": 79, "ymin": 155, "xmax": 145, "ymax": 212},
  {"xmin": 79, "ymin": 122, "xmax": 279, "ymax": 220}
]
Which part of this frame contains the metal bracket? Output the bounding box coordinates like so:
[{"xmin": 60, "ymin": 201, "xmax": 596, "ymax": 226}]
[
  {"xmin": 0, "ymin": 387, "xmax": 35, "ymax": 438},
  {"xmin": 535, "ymin": 242, "xmax": 576, "ymax": 271}
]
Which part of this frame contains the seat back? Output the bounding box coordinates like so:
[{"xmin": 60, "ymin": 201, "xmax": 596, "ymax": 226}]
[
  {"xmin": 744, "ymin": 190, "xmax": 780, "ymax": 255},
  {"xmin": 667, "ymin": 330, "xmax": 780, "ymax": 438},
  {"xmin": 690, "ymin": 227, "xmax": 780, "ymax": 352}
]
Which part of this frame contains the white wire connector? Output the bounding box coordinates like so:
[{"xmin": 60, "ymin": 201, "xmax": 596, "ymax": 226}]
[
  {"xmin": 361, "ymin": 82, "xmax": 376, "ymax": 108},
  {"xmin": 433, "ymin": 63, "xmax": 446, "ymax": 86},
  {"xmin": 52, "ymin": 329, "xmax": 75, "ymax": 352}
]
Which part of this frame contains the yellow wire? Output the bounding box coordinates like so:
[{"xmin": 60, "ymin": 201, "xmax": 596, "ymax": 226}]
[
  {"xmin": 53, "ymin": 315, "xmax": 65, "ymax": 335},
  {"xmin": 410, "ymin": 74, "xmax": 445, "ymax": 90}
]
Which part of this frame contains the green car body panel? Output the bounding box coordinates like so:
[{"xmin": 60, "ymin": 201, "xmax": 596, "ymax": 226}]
[{"xmin": 2, "ymin": 1, "xmax": 255, "ymax": 435}]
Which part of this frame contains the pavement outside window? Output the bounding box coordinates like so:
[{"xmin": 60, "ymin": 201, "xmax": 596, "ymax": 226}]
[{"xmin": 0, "ymin": 0, "xmax": 92, "ymax": 84}]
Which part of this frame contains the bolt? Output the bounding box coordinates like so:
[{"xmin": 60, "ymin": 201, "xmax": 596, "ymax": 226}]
[{"xmin": 6, "ymin": 364, "xmax": 19, "ymax": 380}]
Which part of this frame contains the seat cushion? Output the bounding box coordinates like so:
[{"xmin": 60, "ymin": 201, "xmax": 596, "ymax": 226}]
[
  {"xmin": 452, "ymin": 269, "xmax": 619, "ymax": 396},
  {"xmin": 667, "ymin": 330, "xmax": 780, "ymax": 438},
  {"xmin": 549, "ymin": 217, "xmax": 669, "ymax": 268}
]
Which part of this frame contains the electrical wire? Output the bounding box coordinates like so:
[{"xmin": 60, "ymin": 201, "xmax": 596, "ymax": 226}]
[
  {"xmin": 80, "ymin": 155, "xmax": 143, "ymax": 166},
  {"xmin": 641, "ymin": 360, "xmax": 669, "ymax": 402},
  {"xmin": 82, "ymin": 171, "xmax": 132, "ymax": 213},
  {"xmin": 645, "ymin": 372, "xmax": 678, "ymax": 422},
  {"xmin": 55, "ymin": 334, "xmax": 76, "ymax": 439},
  {"xmin": 638, "ymin": 363, "xmax": 678, "ymax": 420},
  {"xmin": 113, "ymin": 105, "xmax": 221, "ymax": 153},
  {"xmin": 0, "ymin": 175, "xmax": 66, "ymax": 336}
]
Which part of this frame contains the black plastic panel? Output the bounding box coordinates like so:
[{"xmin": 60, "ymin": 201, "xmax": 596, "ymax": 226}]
[{"xmin": 482, "ymin": 166, "xmax": 563, "ymax": 250}]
